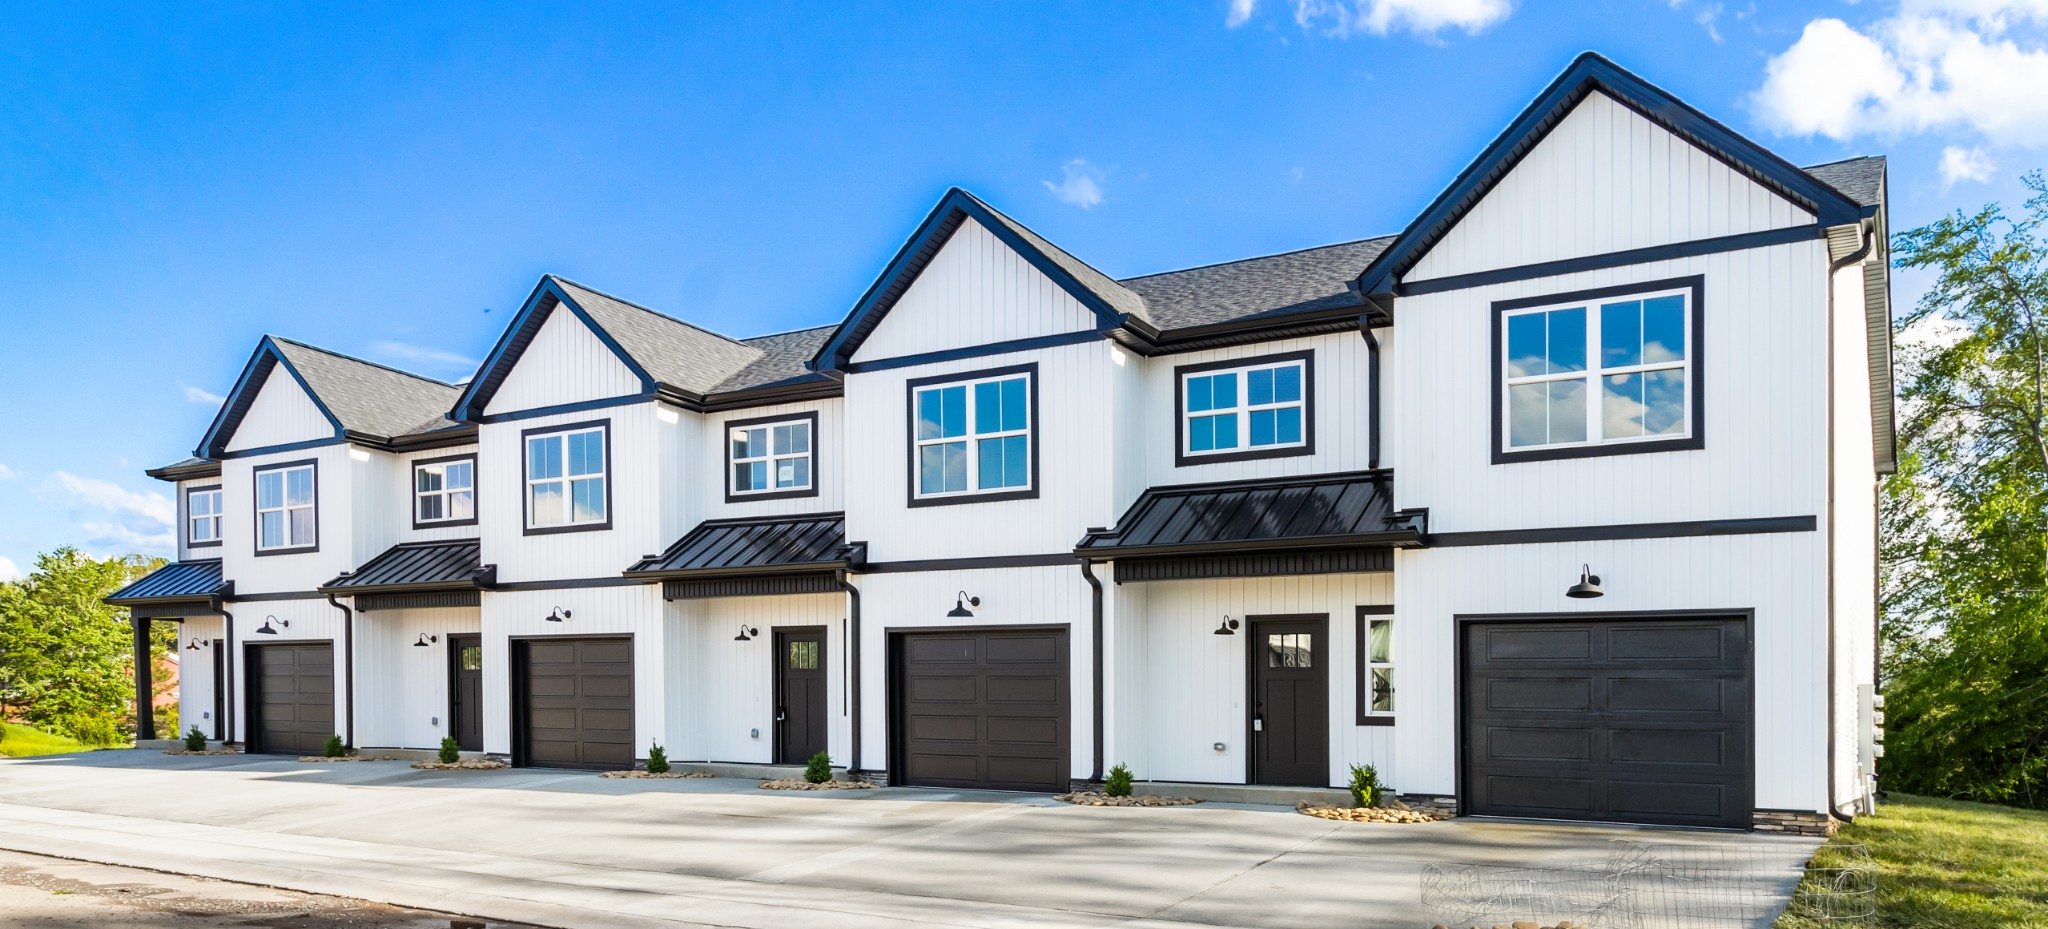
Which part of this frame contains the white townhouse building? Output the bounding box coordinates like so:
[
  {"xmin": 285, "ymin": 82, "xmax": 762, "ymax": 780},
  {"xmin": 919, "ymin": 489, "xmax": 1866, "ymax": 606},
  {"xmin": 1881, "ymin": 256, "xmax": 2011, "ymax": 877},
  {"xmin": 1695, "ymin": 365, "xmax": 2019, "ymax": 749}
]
[{"xmin": 112, "ymin": 54, "xmax": 1891, "ymax": 834}]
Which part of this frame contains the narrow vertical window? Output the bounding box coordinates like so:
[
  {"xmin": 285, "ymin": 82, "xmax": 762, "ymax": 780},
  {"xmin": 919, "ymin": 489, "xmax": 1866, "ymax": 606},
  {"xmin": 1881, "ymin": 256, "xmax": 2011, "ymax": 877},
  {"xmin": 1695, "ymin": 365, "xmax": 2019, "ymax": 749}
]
[
  {"xmin": 414, "ymin": 457, "xmax": 476, "ymax": 526},
  {"xmin": 253, "ymin": 461, "xmax": 316, "ymax": 552},
  {"xmin": 1367, "ymin": 619, "xmax": 1394, "ymax": 715},
  {"xmin": 523, "ymin": 423, "xmax": 607, "ymax": 531},
  {"xmin": 908, "ymin": 366, "xmax": 1034, "ymax": 504},
  {"xmin": 187, "ymin": 487, "xmax": 222, "ymax": 546}
]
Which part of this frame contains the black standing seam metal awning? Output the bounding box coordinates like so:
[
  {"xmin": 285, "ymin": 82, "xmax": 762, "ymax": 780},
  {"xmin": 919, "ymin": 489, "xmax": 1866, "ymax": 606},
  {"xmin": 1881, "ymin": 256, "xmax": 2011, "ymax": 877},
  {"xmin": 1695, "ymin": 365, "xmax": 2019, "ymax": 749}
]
[
  {"xmin": 320, "ymin": 540, "xmax": 494, "ymax": 595},
  {"xmin": 105, "ymin": 559, "xmax": 230, "ymax": 609},
  {"xmin": 626, "ymin": 513, "xmax": 855, "ymax": 580},
  {"xmin": 1075, "ymin": 470, "xmax": 1425, "ymax": 559}
]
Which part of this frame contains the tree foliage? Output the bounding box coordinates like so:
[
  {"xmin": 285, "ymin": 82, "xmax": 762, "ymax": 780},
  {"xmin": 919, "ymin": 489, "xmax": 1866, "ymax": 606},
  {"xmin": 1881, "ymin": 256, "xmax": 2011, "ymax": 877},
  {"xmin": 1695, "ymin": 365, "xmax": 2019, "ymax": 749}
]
[
  {"xmin": 1884, "ymin": 174, "xmax": 2048, "ymax": 807},
  {"xmin": 0, "ymin": 548, "xmax": 164, "ymax": 745}
]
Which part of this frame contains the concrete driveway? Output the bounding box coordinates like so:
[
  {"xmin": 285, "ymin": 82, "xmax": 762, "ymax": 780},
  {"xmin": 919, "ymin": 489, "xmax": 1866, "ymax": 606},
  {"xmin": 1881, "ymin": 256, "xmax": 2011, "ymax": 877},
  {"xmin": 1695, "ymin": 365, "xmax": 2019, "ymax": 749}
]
[{"xmin": 0, "ymin": 751, "xmax": 1819, "ymax": 929}]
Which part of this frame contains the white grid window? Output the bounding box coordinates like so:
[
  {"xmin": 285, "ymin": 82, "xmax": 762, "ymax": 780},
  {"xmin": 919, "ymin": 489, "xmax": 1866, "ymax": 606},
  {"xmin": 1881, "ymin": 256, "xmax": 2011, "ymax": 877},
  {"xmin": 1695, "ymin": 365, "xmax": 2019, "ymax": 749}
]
[
  {"xmin": 1366, "ymin": 618, "xmax": 1394, "ymax": 716},
  {"xmin": 731, "ymin": 419, "xmax": 812, "ymax": 495},
  {"xmin": 914, "ymin": 372, "xmax": 1030, "ymax": 499},
  {"xmin": 188, "ymin": 488, "xmax": 222, "ymax": 545},
  {"xmin": 526, "ymin": 426, "xmax": 606, "ymax": 528},
  {"xmin": 254, "ymin": 464, "xmax": 315, "ymax": 551},
  {"xmin": 415, "ymin": 458, "xmax": 475, "ymax": 523},
  {"xmin": 1503, "ymin": 286, "xmax": 1692, "ymax": 452},
  {"xmin": 1182, "ymin": 359, "xmax": 1307, "ymax": 456}
]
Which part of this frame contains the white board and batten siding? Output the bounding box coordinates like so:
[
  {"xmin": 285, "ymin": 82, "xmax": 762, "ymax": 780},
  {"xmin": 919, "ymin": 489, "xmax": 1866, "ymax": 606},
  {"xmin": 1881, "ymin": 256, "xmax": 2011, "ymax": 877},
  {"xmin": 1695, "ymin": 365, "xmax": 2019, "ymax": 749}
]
[
  {"xmin": 223, "ymin": 369, "xmax": 334, "ymax": 453},
  {"xmin": 217, "ymin": 596, "xmax": 354, "ymax": 746},
  {"xmin": 1137, "ymin": 332, "xmax": 1377, "ymax": 489},
  {"xmin": 175, "ymin": 477, "xmax": 222, "ymax": 564},
  {"xmin": 1404, "ymin": 90, "xmax": 1814, "ymax": 284},
  {"xmin": 690, "ymin": 398, "xmax": 847, "ymax": 523},
  {"xmin": 1106, "ymin": 572, "xmax": 1395, "ymax": 788},
  {"xmin": 395, "ymin": 443, "xmax": 482, "ymax": 544},
  {"xmin": 218, "ymin": 444, "xmax": 358, "ymax": 596},
  {"xmin": 849, "ymin": 217, "xmax": 1099, "ymax": 363},
  {"xmin": 484, "ymin": 305, "xmax": 643, "ymax": 417},
  {"xmin": 667, "ymin": 593, "xmax": 848, "ymax": 764},
  {"xmin": 176, "ymin": 615, "xmax": 226, "ymax": 739},
  {"xmin": 1829, "ymin": 258, "xmax": 1881, "ymax": 810},
  {"xmin": 478, "ymin": 584, "xmax": 668, "ymax": 759},
  {"xmin": 477, "ymin": 404, "xmax": 672, "ymax": 583},
  {"xmin": 352, "ymin": 606, "xmax": 482, "ymax": 750}
]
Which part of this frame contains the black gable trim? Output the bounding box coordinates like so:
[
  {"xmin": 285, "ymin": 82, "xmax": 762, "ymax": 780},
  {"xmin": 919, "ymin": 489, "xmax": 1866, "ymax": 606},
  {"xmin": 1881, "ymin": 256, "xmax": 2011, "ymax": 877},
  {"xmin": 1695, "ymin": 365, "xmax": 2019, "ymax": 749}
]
[
  {"xmin": 451, "ymin": 277, "xmax": 659, "ymax": 422},
  {"xmin": 196, "ymin": 338, "xmax": 346, "ymax": 460}
]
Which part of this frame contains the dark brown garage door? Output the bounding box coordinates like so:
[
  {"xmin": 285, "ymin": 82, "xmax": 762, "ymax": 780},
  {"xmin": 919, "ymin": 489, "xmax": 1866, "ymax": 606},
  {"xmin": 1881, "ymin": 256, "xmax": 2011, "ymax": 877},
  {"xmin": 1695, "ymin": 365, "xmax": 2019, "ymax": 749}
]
[
  {"xmin": 516, "ymin": 636, "xmax": 635, "ymax": 770},
  {"xmin": 1462, "ymin": 617, "xmax": 1752, "ymax": 829},
  {"xmin": 894, "ymin": 627, "xmax": 1068, "ymax": 792},
  {"xmin": 248, "ymin": 642, "xmax": 335, "ymax": 756}
]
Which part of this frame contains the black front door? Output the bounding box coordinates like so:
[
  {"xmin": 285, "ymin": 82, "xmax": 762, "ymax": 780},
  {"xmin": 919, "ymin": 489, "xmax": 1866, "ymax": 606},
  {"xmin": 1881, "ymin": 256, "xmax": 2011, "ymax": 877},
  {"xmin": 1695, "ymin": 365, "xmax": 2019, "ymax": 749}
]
[
  {"xmin": 449, "ymin": 634, "xmax": 483, "ymax": 752},
  {"xmin": 1250, "ymin": 615, "xmax": 1329, "ymax": 787},
  {"xmin": 210, "ymin": 639, "xmax": 227, "ymax": 741},
  {"xmin": 775, "ymin": 627, "xmax": 828, "ymax": 765}
]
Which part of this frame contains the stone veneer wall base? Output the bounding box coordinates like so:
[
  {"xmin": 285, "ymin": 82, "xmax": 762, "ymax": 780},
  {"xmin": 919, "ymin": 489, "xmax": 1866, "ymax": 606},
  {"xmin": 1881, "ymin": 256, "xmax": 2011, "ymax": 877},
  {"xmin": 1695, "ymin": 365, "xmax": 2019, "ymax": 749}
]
[{"xmin": 1752, "ymin": 809, "xmax": 1839, "ymax": 836}]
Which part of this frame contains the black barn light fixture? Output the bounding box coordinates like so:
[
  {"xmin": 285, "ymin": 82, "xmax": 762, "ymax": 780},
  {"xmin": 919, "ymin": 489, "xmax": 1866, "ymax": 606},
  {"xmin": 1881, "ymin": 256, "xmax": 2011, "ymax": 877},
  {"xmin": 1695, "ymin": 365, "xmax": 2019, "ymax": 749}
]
[
  {"xmin": 254, "ymin": 615, "xmax": 288, "ymax": 635},
  {"xmin": 1214, "ymin": 616, "xmax": 1240, "ymax": 636},
  {"xmin": 1566, "ymin": 565, "xmax": 1605, "ymax": 599},
  {"xmin": 734, "ymin": 624, "xmax": 759, "ymax": 642},
  {"xmin": 545, "ymin": 607, "xmax": 571, "ymax": 623},
  {"xmin": 186, "ymin": 638, "xmax": 204, "ymax": 651},
  {"xmin": 946, "ymin": 591, "xmax": 980, "ymax": 618},
  {"xmin": 413, "ymin": 633, "xmax": 438, "ymax": 648}
]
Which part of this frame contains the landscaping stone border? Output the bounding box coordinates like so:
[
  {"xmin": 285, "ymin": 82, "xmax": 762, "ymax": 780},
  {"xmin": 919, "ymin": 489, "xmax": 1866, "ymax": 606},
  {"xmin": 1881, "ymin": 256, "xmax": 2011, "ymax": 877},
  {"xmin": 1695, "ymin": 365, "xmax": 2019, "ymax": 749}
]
[
  {"xmin": 1296, "ymin": 801, "xmax": 1452, "ymax": 824},
  {"xmin": 297, "ymin": 755, "xmax": 400, "ymax": 763},
  {"xmin": 759, "ymin": 779, "xmax": 876, "ymax": 790},
  {"xmin": 161, "ymin": 749, "xmax": 241, "ymax": 756},
  {"xmin": 409, "ymin": 760, "xmax": 509, "ymax": 771},
  {"xmin": 598, "ymin": 771, "xmax": 714, "ymax": 779},
  {"xmin": 1054, "ymin": 791, "xmax": 1201, "ymax": 807}
]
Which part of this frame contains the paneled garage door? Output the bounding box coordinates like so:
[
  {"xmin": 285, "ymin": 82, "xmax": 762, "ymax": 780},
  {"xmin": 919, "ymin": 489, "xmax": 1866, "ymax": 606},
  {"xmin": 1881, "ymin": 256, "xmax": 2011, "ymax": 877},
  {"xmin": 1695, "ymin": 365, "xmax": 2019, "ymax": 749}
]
[
  {"xmin": 894, "ymin": 627, "xmax": 1068, "ymax": 792},
  {"xmin": 248, "ymin": 642, "xmax": 335, "ymax": 756},
  {"xmin": 1462, "ymin": 617, "xmax": 1752, "ymax": 829},
  {"xmin": 516, "ymin": 636, "xmax": 635, "ymax": 770}
]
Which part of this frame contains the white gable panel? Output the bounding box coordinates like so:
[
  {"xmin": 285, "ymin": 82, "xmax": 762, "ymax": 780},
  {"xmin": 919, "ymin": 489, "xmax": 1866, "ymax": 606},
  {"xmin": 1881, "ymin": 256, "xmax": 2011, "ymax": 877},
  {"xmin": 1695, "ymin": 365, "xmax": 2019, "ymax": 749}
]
[
  {"xmin": 224, "ymin": 369, "xmax": 334, "ymax": 452},
  {"xmin": 486, "ymin": 305, "xmax": 644, "ymax": 415},
  {"xmin": 1407, "ymin": 91, "xmax": 1815, "ymax": 283},
  {"xmin": 851, "ymin": 217, "xmax": 1099, "ymax": 363}
]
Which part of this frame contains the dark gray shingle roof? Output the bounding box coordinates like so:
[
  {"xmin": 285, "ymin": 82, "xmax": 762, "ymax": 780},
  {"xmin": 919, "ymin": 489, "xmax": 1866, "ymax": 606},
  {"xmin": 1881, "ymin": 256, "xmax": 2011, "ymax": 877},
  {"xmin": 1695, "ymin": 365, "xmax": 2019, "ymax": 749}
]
[
  {"xmin": 271, "ymin": 338, "xmax": 463, "ymax": 439},
  {"xmin": 551, "ymin": 279, "xmax": 768, "ymax": 397},
  {"xmin": 716, "ymin": 326, "xmax": 838, "ymax": 393},
  {"xmin": 1118, "ymin": 237, "xmax": 1395, "ymax": 330},
  {"xmin": 1803, "ymin": 156, "xmax": 1885, "ymax": 209}
]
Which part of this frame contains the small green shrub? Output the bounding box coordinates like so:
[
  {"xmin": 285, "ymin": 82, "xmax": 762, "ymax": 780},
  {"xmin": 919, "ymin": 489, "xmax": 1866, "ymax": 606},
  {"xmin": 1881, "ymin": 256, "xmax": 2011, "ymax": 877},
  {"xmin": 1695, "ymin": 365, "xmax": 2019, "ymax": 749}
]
[
  {"xmin": 804, "ymin": 751, "xmax": 833, "ymax": 783},
  {"xmin": 184, "ymin": 726, "xmax": 208, "ymax": 752},
  {"xmin": 438, "ymin": 736, "xmax": 460, "ymax": 764},
  {"xmin": 646, "ymin": 742, "xmax": 670, "ymax": 774},
  {"xmin": 323, "ymin": 735, "xmax": 347, "ymax": 758},
  {"xmin": 1347, "ymin": 763, "xmax": 1382, "ymax": 808},
  {"xmin": 1105, "ymin": 762, "xmax": 1135, "ymax": 798}
]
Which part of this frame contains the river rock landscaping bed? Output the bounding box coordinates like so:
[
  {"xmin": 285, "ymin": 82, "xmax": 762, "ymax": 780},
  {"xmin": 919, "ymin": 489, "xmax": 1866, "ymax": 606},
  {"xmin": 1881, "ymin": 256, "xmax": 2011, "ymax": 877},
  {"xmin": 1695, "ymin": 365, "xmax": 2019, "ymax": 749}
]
[
  {"xmin": 598, "ymin": 770, "xmax": 715, "ymax": 779},
  {"xmin": 1054, "ymin": 791, "xmax": 1202, "ymax": 807},
  {"xmin": 1296, "ymin": 801, "xmax": 1452, "ymax": 823},
  {"xmin": 409, "ymin": 759, "xmax": 509, "ymax": 770},
  {"xmin": 759, "ymin": 778, "xmax": 876, "ymax": 790}
]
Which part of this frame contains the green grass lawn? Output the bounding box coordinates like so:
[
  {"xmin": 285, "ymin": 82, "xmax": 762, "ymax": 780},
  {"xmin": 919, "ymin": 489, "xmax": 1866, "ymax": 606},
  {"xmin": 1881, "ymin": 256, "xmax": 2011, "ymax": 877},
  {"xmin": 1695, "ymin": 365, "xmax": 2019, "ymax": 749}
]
[
  {"xmin": 0, "ymin": 722, "xmax": 101, "ymax": 758},
  {"xmin": 1779, "ymin": 793, "xmax": 2048, "ymax": 928}
]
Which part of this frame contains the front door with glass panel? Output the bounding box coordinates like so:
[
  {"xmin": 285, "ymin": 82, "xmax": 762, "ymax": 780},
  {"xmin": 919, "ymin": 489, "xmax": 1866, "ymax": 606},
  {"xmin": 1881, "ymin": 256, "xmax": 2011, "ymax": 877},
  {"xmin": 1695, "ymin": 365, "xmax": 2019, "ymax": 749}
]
[
  {"xmin": 1249, "ymin": 615, "xmax": 1329, "ymax": 787},
  {"xmin": 449, "ymin": 635, "xmax": 483, "ymax": 752},
  {"xmin": 775, "ymin": 627, "xmax": 828, "ymax": 765}
]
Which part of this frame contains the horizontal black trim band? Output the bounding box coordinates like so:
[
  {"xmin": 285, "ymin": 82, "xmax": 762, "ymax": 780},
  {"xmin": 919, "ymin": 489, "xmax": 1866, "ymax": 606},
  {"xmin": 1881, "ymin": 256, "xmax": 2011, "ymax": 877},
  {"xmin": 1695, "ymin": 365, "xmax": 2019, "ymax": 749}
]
[
  {"xmin": 472, "ymin": 395, "xmax": 648, "ymax": 425},
  {"xmin": 215, "ymin": 437, "xmax": 347, "ymax": 460},
  {"xmin": 844, "ymin": 330, "xmax": 1103, "ymax": 374},
  {"xmin": 1356, "ymin": 716, "xmax": 1396, "ymax": 727},
  {"xmin": 1397, "ymin": 225, "xmax": 1821, "ymax": 297},
  {"xmin": 492, "ymin": 576, "xmax": 646, "ymax": 591},
  {"xmin": 862, "ymin": 553, "xmax": 1078, "ymax": 573},
  {"xmin": 230, "ymin": 590, "xmax": 329, "ymax": 601},
  {"xmin": 1428, "ymin": 516, "xmax": 1816, "ymax": 547},
  {"xmin": 1358, "ymin": 604, "xmax": 1396, "ymax": 615}
]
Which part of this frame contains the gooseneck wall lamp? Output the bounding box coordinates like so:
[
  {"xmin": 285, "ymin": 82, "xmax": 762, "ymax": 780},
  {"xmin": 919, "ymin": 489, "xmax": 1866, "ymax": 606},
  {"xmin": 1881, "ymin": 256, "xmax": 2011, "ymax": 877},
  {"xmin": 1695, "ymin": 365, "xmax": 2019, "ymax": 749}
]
[
  {"xmin": 254, "ymin": 616, "xmax": 288, "ymax": 635},
  {"xmin": 734, "ymin": 625, "xmax": 759, "ymax": 642},
  {"xmin": 545, "ymin": 607, "xmax": 571, "ymax": 623},
  {"xmin": 413, "ymin": 633, "xmax": 439, "ymax": 648},
  {"xmin": 947, "ymin": 591, "xmax": 981, "ymax": 618},
  {"xmin": 1566, "ymin": 565, "xmax": 1605, "ymax": 599},
  {"xmin": 186, "ymin": 638, "xmax": 204, "ymax": 651},
  {"xmin": 1214, "ymin": 616, "xmax": 1240, "ymax": 636}
]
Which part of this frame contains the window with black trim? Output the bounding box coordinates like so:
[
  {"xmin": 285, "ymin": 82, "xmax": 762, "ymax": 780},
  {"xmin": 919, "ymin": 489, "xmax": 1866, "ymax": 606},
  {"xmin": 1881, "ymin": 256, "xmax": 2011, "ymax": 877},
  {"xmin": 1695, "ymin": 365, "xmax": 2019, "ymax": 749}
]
[
  {"xmin": 1356, "ymin": 607, "xmax": 1394, "ymax": 725},
  {"xmin": 906, "ymin": 364, "xmax": 1036, "ymax": 506},
  {"xmin": 1174, "ymin": 350, "xmax": 1315, "ymax": 466},
  {"xmin": 725, "ymin": 411, "xmax": 818, "ymax": 502},
  {"xmin": 186, "ymin": 486, "xmax": 222, "ymax": 547},
  {"xmin": 413, "ymin": 455, "xmax": 476, "ymax": 527},
  {"xmin": 253, "ymin": 461, "xmax": 317, "ymax": 553},
  {"xmin": 523, "ymin": 421, "xmax": 608, "ymax": 532},
  {"xmin": 1494, "ymin": 277, "xmax": 1703, "ymax": 463}
]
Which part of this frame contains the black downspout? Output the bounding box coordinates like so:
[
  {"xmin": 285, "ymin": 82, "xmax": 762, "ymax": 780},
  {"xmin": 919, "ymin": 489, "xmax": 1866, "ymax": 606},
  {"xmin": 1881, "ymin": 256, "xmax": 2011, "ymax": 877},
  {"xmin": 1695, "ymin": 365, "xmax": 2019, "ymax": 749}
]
[
  {"xmin": 1081, "ymin": 558, "xmax": 1104, "ymax": 784},
  {"xmin": 215, "ymin": 599, "xmax": 236, "ymax": 746},
  {"xmin": 327, "ymin": 594, "xmax": 356, "ymax": 750},
  {"xmin": 836, "ymin": 570, "xmax": 862, "ymax": 776},
  {"xmin": 1358, "ymin": 315, "xmax": 1383, "ymax": 470}
]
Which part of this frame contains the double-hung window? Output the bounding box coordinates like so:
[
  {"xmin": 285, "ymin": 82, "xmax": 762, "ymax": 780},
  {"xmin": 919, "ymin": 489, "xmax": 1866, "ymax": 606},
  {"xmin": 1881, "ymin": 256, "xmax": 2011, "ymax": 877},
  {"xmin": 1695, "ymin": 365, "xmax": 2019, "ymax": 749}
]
[
  {"xmin": 414, "ymin": 456, "xmax": 476, "ymax": 526},
  {"xmin": 524, "ymin": 422, "xmax": 607, "ymax": 532},
  {"xmin": 727, "ymin": 412, "xmax": 817, "ymax": 501},
  {"xmin": 1175, "ymin": 351, "xmax": 1314, "ymax": 465},
  {"xmin": 1497, "ymin": 278, "xmax": 1700, "ymax": 461},
  {"xmin": 187, "ymin": 486, "xmax": 222, "ymax": 548},
  {"xmin": 909, "ymin": 364, "xmax": 1034, "ymax": 504},
  {"xmin": 1358, "ymin": 609, "xmax": 1394, "ymax": 724},
  {"xmin": 253, "ymin": 461, "xmax": 316, "ymax": 553}
]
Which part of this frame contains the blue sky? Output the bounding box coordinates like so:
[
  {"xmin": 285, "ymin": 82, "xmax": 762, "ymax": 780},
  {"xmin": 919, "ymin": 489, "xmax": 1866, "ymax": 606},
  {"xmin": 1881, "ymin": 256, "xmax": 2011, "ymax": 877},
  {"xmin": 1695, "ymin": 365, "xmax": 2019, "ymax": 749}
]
[{"xmin": 1, "ymin": 0, "xmax": 2038, "ymax": 577}]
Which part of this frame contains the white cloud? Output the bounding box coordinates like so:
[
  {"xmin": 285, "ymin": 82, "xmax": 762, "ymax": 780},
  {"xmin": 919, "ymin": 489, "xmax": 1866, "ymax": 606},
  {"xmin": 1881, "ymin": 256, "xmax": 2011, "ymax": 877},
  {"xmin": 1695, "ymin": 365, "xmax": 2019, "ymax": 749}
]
[
  {"xmin": 76, "ymin": 522, "xmax": 175, "ymax": 556},
  {"xmin": 1290, "ymin": 0, "xmax": 1512, "ymax": 38},
  {"xmin": 1897, "ymin": 312, "xmax": 1972, "ymax": 350},
  {"xmin": 0, "ymin": 556, "xmax": 18, "ymax": 583},
  {"xmin": 371, "ymin": 341, "xmax": 480, "ymax": 373},
  {"xmin": 39, "ymin": 472, "xmax": 175, "ymax": 556},
  {"xmin": 1940, "ymin": 145, "xmax": 1998, "ymax": 186},
  {"xmin": 0, "ymin": 463, "xmax": 14, "ymax": 481},
  {"xmin": 183, "ymin": 385, "xmax": 224, "ymax": 406},
  {"xmin": 1043, "ymin": 159, "xmax": 1107, "ymax": 209},
  {"xmin": 1755, "ymin": 7, "xmax": 2048, "ymax": 152},
  {"xmin": 1228, "ymin": 0, "xmax": 1258, "ymax": 27}
]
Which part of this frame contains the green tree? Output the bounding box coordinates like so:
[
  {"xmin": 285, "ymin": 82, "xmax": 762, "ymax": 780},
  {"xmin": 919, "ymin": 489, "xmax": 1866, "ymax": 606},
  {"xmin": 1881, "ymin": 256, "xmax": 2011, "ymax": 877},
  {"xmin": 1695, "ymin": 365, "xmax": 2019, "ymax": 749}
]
[
  {"xmin": 0, "ymin": 548, "xmax": 163, "ymax": 745},
  {"xmin": 1883, "ymin": 173, "xmax": 2048, "ymax": 807}
]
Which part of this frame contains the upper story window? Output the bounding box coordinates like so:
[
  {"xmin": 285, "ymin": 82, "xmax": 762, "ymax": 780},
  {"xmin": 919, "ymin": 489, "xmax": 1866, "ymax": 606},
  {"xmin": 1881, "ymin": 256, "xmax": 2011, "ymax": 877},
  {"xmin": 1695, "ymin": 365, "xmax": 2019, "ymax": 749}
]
[
  {"xmin": 253, "ymin": 461, "xmax": 317, "ymax": 554},
  {"xmin": 1494, "ymin": 277, "xmax": 1703, "ymax": 463},
  {"xmin": 523, "ymin": 421, "xmax": 608, "ymax": 533},
  {"xmin": 907, "ymin": 364, "xmax": 1036, "ymax": 506},
  {"xmin": 726, "ymin": 412, "xmax": 818, "ymax": 502},
  {"xmin": 186, "ymin": 486, "xmax": 222, "ymax": 548},
  {"xmin": 413, "ymin": 455, "xmax": 476, "ymax": 528},
  {"xmin": 1175, "ymin": 350, "xmax": 1315, "ymax": 466}
]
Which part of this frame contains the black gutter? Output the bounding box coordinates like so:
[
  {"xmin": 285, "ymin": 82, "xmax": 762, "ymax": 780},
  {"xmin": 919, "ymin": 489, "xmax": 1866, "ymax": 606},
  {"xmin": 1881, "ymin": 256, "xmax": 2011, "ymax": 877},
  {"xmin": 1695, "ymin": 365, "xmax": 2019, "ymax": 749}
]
[
  {"xmin": 835, "ymin": 569, "xmax": 863, "ymax": 777},
  {"xmin": 1076, "ymin": 531, "xmax": 1425, "ymax": 560},
  {"xmin": 622, "ymin": 561, "xmax": 852, "ymax": 582},
  {"xmin": 326, "ymin": 593, "xmax": 357, "ymax": 750},
  {"xmin": 144, "ymin": 460, "xmax": 222, "ymax": 482},
  {"xmin": 1080, "ymin": 558, "xmax": 1105, "ymax": 784}
]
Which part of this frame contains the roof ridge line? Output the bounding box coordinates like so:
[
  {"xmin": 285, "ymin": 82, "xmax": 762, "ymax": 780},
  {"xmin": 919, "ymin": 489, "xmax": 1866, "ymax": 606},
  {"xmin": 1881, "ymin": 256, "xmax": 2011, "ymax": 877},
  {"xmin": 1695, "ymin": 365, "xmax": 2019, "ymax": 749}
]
[
  {"xmin": 267, "ymin": 335, "xmax": 462, "ymax": 388},
  {"xmin": 1800, "ymin": 154, "xmax": 1884, "ymax": 170},
  {"xmin": 741, "ymin": 323, "xmax": 841, "ymax": 341},
  {"xmin": 1118, "ymin": 235, "xmax": 1398, "ymax": 283},
  {"xmin": 549, "ymin": 276, "xmax": 762, "ymax": 356}
]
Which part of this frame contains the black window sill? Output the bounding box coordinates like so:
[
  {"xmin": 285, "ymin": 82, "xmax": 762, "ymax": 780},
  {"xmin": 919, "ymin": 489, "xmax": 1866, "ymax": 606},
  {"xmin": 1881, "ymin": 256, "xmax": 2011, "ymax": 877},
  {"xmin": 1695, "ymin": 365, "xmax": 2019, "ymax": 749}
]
[{"xmin": 1356, "ymin": 716, "xmax": 1396, "ymax": 727}]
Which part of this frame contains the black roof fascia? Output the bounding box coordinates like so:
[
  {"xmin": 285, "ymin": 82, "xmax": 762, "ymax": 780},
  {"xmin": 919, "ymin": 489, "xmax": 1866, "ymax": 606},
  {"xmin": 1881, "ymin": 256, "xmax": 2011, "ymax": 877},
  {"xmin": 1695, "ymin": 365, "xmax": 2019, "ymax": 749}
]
[
  {"xmin": 809, "ymin": 189, "xmax": 1142, "ymax": 374},
  {"xmin": 144, "ymin": 459, "xmax": 222, "ymax": 482},
  {"xmin": 1114, "ymin": 301, "xmax": 1380, "ymax": 357},
  {"xmin": 1075, "ymin": 530, "xmax": 1425, "ymax": 560},
  {"xmin": 451, "ymin": 276, "xmax": 660, "ymax": 423},
  {"xmin": 196, "ymin": 337, "xmax": 347, "ymax": 459},
  {"xmin": 1353, "ymin": 52, "xmax": 1867, "ymax": 297}
]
